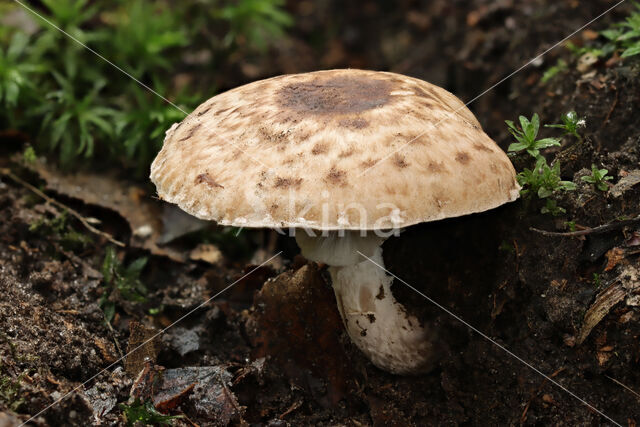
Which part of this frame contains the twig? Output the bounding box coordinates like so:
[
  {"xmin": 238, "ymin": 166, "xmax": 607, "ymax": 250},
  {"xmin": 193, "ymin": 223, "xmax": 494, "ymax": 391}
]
[
  {"xmin": 606, "ymin": 375, "xmax": 640, "ymax": 402},
  {"xmin": 600, "ymin": 88, "xmax": 619, "ymax": 130},
  {"xmin": 0, "ymin": 167, "xmax": 125, "ymax": 247},
  {"xmin": 531, "ymin": 215, "xmax": 640, "ymax": 237}
]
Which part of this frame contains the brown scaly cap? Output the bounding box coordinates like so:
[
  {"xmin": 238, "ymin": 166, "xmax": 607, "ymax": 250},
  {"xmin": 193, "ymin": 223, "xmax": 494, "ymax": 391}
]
[{"xmin": 150, "ymin": 69, "xmax": 519, "ymax": 230}]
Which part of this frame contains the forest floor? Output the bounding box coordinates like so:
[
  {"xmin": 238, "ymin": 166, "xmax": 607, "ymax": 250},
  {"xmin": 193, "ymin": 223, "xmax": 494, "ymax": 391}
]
[{"xmin": 1, "ymin": 0, "xmax": 640, "ymax": 425}]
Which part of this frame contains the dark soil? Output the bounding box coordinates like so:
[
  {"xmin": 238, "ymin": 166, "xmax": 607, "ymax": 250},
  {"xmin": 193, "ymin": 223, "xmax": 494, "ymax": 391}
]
[{"xmin": 1, "ymin": 0, "xmax": 640, "ymax": 426}]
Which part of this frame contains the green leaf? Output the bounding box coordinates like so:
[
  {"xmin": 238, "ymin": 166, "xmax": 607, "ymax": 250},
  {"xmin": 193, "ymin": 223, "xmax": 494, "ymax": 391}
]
[
  {"xmin": 103, "ymin": 301, "xmax": 115, "ymax": 323},
  {"xmin": 535, "ymin": 138, "xmax": 561, "ymax": 148},
  {"xmin": 508, "ymin": 142, "xmax": 529, "ymax": 152},
  {"xmin": 120, "ymin": 398, "xmax": 182, "ymax": 426},
  {"xmin": 7, "ymin": 32, "xmax": 29, "ymax": 61},
  {"xmin": 621, "ymin": 43, "xmax": 640, "ymax": 57},
  {"xmin": 126, "ymin": 257, "xmax": 148, "ymax": 278},
  {"xmin": 101, "ymin": 246, "xmax": 118, "ymax": 284},
  {"xmin": 519, "ymin": 115, "xmax": 533, "ymax": 141},
  {"xmin": 538, "ymin": 187, "xmax": 552, "ymax": 198}
]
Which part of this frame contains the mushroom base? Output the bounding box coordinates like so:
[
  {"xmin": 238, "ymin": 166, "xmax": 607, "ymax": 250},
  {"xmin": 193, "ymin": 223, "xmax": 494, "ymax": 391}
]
[{"xmin": 329, "ymin": 247, "xmax": 438, "ymax": 374}]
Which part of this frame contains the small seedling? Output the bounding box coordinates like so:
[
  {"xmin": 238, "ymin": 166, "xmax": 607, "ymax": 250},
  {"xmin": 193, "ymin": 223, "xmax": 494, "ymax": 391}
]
[
  {"xmin": 498, "ymin": 240, "xmax": 515, "ymax": 254},
  {"xmin": 565, "ymin": 41, "xmax": 604, "ymax": 58},
  {"xmin": 22, "ymin": 146, "xmax": 37, "ymax": 164},
  {"xmin": 0, "ymin": 367, "xmax": 28, "ymax": 412},
  {"xmin": 506, "ymin": 114, "xmax": 561, "ymax": 158},
  {"xmin": 0, "ymin": 32, "xmax": 43, "ymax": 125},
  {"xmin": 540, "ymin": 199, "xmax": 566, "ymax": 216},
  {"xmin": 600, "ymin": 3, "xmax": 640, "ymax": 58},
  {"xmin": 565, "ymin": 221, "xmax": 577, "ymax": 232},
  {"xmin": 593, "ymin": 273, "xmax": 602, "ymax": 288},
  {"xmin": 581, "ymin": 164, "xmax": 613, "ymax": 191},
  {"xmin": 29, "ymin": 210, "xmax": 93, "ymax": 251},
  {"xmin": 215, "ymin": 0, "xmax": 293, "ymax": 51},
  {"xmin": 545, "ymin": 111, "xmax": 585, "ymax": 140},
  {"xmin": 120, "ymin": 398, "xmax": 182, "ymax": 426},
  {"xmin": 541, "ymin": 59, "xmax": 568, "ymax": 84},
  {"xmin": 517, "ymin": 156, "xmax": 576, "ymax": 199},
  {"xmin": 99, "ymin": 246, "xmax": 148, "ymax": 323}
]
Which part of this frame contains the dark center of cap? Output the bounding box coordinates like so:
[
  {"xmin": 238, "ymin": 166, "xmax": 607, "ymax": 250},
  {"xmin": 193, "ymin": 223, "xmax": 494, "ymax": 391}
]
[{"xmin": 277, "ymin": 75, "xmax": 394, "ymax": 115}]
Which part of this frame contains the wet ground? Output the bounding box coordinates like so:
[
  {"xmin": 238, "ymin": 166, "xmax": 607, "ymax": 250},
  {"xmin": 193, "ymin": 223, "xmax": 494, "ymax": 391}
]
[{"xmin": 1, "ymin": 0, "xmax": 640, "ymax": 425}]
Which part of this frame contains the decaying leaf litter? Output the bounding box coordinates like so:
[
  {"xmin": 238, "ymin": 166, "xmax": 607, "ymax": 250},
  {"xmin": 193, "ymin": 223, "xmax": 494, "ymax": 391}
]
[{"xmin": 1, "ymin": 0, "xmax": 640, "ymax": 425}]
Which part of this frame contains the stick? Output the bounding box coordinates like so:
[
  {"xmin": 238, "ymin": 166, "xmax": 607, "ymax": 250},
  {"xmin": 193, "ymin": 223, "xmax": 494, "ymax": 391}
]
[
  {"xmin": 531, "ymin": 215, "xmax": 640, "ymax": 237},
  {"xmin": 1, "ymin": 168, "xmax": 125, "ymax": 247}
]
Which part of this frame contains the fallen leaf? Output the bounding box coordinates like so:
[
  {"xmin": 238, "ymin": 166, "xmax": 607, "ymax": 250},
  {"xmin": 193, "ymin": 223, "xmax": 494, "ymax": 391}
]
[
  {"xmin": 597, "ymin": 351, "xmax": 612, "ymax": 366},
  {"xmin": 153, "ymin": 366, "xmax": 242, "ymax": 424},
  {"xmin": 610, "ymin": 170, "xmax": 640, "ymax": 198},
  {"xmin": 578, "ymin": 265, "xmax": 640, "ymax": 344},
  {"xmin": 189, "ymin": 243, "xmax": 223, "ymax": 265},
  {"xmin": 577, "ymin": 283, "xmax": 626, "ymax": 344},
  {"xmin": 605, "ymin": 247, "xmax": 626, "ymax": 271},
  {"xmin": 23, "ymin": 158, "xmax": 189, "ymax": 261}
]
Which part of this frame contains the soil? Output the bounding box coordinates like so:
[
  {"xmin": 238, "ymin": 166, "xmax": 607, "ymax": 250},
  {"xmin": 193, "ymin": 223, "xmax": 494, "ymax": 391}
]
[{"xmin": 1, "ymin": 0, "xmax": 640, "ymax": 426}]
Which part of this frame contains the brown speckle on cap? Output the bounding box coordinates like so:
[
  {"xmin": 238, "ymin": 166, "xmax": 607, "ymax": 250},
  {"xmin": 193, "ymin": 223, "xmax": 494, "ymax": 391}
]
[
  {"xmin": 427, "ymin": 161, "xmax": 447, "ymax": 173},
  {"xmin": 338, "ymin": 117, "xmax": 369, "ymax": 129},
  {"xmin": 473, "ymin": 143, "xmax": 493, "ymax": 153},
  {"xmin": 360, "ymin": 158, "xmax": 378, "ymax": 169},
  {"xmin": 274, "ymin": 177, "xmax": 303, "ymax": 188},
  {"xmin": 311, "ymin": 143, "xmax": 328, "ymax": 155},
  {"xmin": 393, "ymin": 154, "xmax": 409, "ymax": 168},
  {"xmin": 195, "ymin": 173, "xmax": 224, "ymax": 189},
  {"xmin": 197, "ymin": 106, "xmax": 212, "ymax": 116},
  {"xmin": 326, "ymin": 167, "xmax": 347, "ymax": 186},
  {"xmin": 455, "ymin": 152, "xmax": 471, "ymax": 164},
  {"xmin": 178, "ymin": 123, "xmax": 202, "ymax": 142},
  {"xmin": 338, "ymin": 148, "xmax": 355, "ymax": 158}
]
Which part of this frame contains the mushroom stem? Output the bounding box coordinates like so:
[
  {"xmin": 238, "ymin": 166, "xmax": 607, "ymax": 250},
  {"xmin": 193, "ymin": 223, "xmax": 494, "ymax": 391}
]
[{"xmin": 295, "ymin": 232, "xmax": 437, "ymax": 374}]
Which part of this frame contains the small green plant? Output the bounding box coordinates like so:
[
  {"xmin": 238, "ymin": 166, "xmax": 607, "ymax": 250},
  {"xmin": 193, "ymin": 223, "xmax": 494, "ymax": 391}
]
[
  {"xmin": 600, "ymin": 3, "xmax": 640, "ymax": 58},
  {"xmin": 565, "ymin": 221, "xmax": 577, "ymax": 232},
  {"xmin": 541, "ymin": 59, "xmax": 568, "ymax": 84},
  {"xmin": 22, "ymin": 146, "xmax": 37, "ymax": 164},
  {"xmin": 99, "ymin": 247, "xmax": 148, "ymax": 323},
  {"xmin": 0, "ymin": 0, "xmax": 291, "ymax": 175},
  {"xmin": 517, "ymin": 156, "xmax": 576, "ymax": 199},
  {"xmin": 0, "ymin": 32, "xmax": 43, "ymax": 126},
  {"xmin": 581, "ymin": 164, "xmax": 613, "ymax": 191},
  {"xmin": 545, "ymin": 111, "xmax": 585, "ymax": 140},
  {"xmin": 215, "ymin": 0, "xmax": 293, "ymax": 51},
  {"xmin": 36, "ymin": 70, "xmax": 117, "ymax": 168},
  {"xmin": 109, "ymin": 0, "xmax": 189, "ymax": 78},
  {"xmin": 593, "ymin": 273, "xmax": 602, "ymax": 288},
  {"xmin": 0, "ymin": 367, "xmax": 28, "ymax": 412},
  {"xmin": 29, "ymin": 210, "xmax": 93, "ymax": 251},
  {"xmin": 506, "ymin": 114, "xmax": 561, "ymax": 158},
  {"xmin": 564, "ymin": 4, "xmax": 640, "ymax": 60},
  {"xmin": 120, "ymin": 398, "xmax": 182, "ymax": 426},
  {"xmin": 506, "ymin": 113, "xmax": 578, "ymax": 215},
  {"xmin": 540, "ymin": 199, "xmax": 566, "ymax": 216},
  {"xmin": 565, "ymin": 41, "xmax": 605, "ymax": 58}
]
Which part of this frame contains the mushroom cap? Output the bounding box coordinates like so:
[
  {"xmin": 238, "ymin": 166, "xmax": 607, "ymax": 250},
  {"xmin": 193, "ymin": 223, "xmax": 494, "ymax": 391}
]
[{"xmin": 150, "ymin": 69, "xmax": 519, "ymax": 230}]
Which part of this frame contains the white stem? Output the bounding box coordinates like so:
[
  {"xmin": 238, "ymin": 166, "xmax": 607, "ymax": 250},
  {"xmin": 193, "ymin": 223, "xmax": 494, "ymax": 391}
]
[{"xmin": 328, "ymin": 247, "xmax": 437, "ymax": 374}]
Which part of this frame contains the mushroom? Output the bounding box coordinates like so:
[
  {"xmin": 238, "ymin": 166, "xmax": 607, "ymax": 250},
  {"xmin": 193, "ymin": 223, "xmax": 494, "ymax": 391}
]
[{"xmin": 150, "ymin": 69, "xmax": 519, "ymax": 374}]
